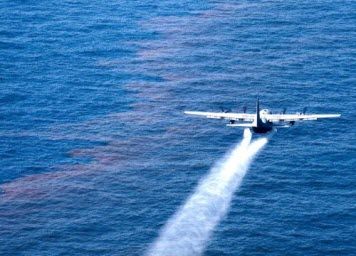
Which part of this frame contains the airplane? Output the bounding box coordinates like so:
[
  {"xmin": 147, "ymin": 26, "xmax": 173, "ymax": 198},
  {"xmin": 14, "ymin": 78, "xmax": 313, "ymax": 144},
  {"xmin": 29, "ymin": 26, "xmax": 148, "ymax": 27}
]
[{"xmin": 184, "ymin": 99, "xmax": 341, "ymax": 134}]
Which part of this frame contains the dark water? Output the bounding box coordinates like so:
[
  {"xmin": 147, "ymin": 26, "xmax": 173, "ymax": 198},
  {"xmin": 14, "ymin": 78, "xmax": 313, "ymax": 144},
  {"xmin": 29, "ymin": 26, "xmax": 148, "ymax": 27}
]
[{"xmin": 0, "ymin": 0, "xmax": 355, "ymax": 255}]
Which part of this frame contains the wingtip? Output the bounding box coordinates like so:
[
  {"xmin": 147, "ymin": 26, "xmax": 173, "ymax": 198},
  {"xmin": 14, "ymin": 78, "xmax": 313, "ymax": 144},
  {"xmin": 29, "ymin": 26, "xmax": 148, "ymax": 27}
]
[
  {"xmin": 328, "ymin": 114, "xmax": 341, "ymax": 118},
  {"xmin": 184, "ymin": 111, "xmax": 195, "ymax": 115}
]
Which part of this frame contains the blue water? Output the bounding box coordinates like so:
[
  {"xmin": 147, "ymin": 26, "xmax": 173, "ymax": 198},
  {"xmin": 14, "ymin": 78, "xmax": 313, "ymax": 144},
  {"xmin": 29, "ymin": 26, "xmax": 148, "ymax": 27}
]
[{"xmin": 0, "ymin": 0, "xmax": 355, "ymax": 255}]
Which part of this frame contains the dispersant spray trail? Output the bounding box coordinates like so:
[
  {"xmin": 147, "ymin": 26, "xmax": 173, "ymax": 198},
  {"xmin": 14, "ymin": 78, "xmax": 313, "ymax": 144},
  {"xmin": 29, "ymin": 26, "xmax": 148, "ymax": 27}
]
[{"xmin": 147, "ymin": 129, "xmax": 268, "ymax": 256}]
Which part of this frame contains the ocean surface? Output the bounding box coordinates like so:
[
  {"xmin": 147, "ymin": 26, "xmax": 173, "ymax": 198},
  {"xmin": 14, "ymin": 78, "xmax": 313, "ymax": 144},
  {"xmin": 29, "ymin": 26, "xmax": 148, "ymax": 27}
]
[{"xmin": 0, "ymin": 0, "xmax": 355, "ymax": 255}]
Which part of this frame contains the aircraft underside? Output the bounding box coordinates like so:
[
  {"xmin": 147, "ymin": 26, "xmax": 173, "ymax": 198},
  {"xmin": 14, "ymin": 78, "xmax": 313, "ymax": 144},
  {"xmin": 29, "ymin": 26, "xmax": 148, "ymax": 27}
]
[{"xmin": 251, "ymin": 126, "xmax": 273, "ymax": 134}]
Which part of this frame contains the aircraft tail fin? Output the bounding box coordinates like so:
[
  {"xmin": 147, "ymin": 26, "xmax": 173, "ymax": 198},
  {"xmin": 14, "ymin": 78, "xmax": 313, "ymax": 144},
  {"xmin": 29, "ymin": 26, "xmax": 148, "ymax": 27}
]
[
  {"xmin": 253, "ymin": 98, "xmax": 262, "ymax": 127},
  {"xmin": 256, "ymin": 98, "xmax": 260, "ymax": 121}
]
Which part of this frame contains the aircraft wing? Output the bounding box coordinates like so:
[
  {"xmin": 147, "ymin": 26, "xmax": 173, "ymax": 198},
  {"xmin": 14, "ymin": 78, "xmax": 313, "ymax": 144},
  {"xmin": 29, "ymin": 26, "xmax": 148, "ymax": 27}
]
[
  {"xmin": 266, "ymin": 113, "xmax": 341, "ymax": 122},
  {"xmin": 184, "ymin": 111, "xmax": 255, "ymax": 122}
]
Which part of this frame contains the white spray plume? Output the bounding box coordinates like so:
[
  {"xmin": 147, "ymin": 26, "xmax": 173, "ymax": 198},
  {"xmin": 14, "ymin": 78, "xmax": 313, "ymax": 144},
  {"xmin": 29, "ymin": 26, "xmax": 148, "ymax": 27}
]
[{"xmin": 147, "ymin": 129, "xmax": 268, "ymax": 256}]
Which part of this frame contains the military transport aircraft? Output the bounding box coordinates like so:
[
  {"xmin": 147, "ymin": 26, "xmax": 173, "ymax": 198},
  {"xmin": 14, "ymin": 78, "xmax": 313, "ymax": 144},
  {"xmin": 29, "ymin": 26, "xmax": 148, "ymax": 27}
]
[{"xmin": 184, "ymin": 99, "xmax": 340, "ymax": 133}]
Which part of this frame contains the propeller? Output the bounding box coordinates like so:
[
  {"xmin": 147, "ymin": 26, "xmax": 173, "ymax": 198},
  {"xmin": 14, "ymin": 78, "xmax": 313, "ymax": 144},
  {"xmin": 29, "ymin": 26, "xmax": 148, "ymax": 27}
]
[
  {"xmin": 302, "ymin": 107, "xmax": 307, "ymax": 114},
  {"xmin": 242, "ymin": 106, "xmax": 247, "ymax": 113},
  {"xmin": 281, "ymin": 107, "xmax": 287, "ymax": 114},
  {"xmin": 296, "ymin": 107, "xmax": 307, "ymax": 115}
]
